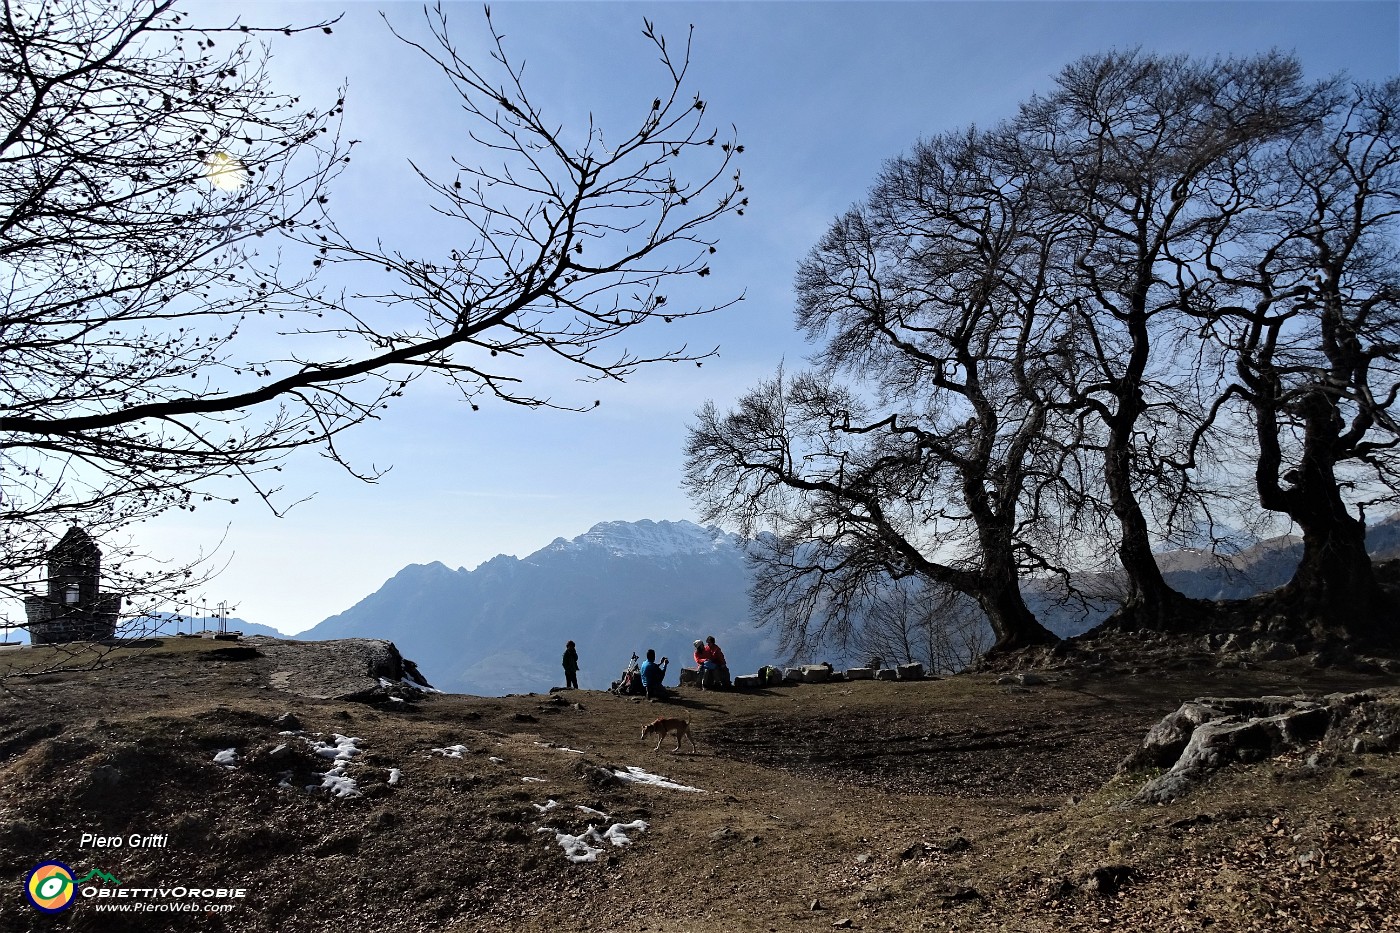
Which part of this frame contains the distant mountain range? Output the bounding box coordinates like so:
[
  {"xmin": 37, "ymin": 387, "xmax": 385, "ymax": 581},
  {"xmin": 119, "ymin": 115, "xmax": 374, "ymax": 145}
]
[
  {"xmin": 296, "ymin": 520, "xmax": 783, "ymax": 696},
  {"xmin": 90, "ymin": 513, "xmax": 1398, "ymax": 697}
]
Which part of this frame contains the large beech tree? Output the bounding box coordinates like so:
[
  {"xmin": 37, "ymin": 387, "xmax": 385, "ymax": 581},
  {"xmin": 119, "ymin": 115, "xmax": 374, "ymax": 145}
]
[
  {"xmin": 1208, "ymin": 80, "xmax": 1400, "ymax": 642},
  {"xmin": 687, "ymin": 128, "xmax": 1067, "ymax": 652},
  {"xmin": 690, "ymin": 51, "xmax": 1399, "ymax": 663}
]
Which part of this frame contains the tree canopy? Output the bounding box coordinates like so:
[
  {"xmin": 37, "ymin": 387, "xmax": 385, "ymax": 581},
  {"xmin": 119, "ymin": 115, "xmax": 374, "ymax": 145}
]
[
  {"xmin": 0, "ymin": 0, "xmax": 743, "ymax": 633},
  {"xmin": 687, "ymin": 50, "xmax": 1400, "ymax": 662}
]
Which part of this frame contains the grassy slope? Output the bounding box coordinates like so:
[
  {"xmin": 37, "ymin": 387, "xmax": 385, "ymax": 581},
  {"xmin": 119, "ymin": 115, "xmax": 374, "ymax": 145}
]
[{"xmin": 0, "ymin": 637, "xmax": 1396, "ymax": 932}]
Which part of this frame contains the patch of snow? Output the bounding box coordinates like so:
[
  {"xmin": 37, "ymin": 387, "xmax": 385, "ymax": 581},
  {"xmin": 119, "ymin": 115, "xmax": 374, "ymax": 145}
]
[
  {"xmin": 313, "ymin": 770, "xmax": 361, "ymax": 799},
  {"xmin": 308, "ymin": 734, "xmax": 362, "ymax": 762},
  {"xmin": 431, "ymin": 745, "xmax": 470, "ymax": 758},
  {"xmin": 213, "ymin": 748, "xmax": 238, "ymax": 769},
  {"xmin": 532, "ymin": 799, "xmax": 560, "ymax": 813},
  {"xmin": 303, "ymin": 734, "xmax": 364, "ymax": 799},
  {"xmin": 602, "ymin": 820, "xmax": 648, "ymax": 846},
  {"xmin": 611, "ymin": 766, "xmax": 705, "ymax": 793},
  {"xmin": 544, "ymin": 820, "xmax": 650, "ymax": 863},
  {"xmin": 577, "ymin": 805, "xmax": 608, "ymax": 819},
  {"xmin": 489, "ymin": 756, "xmax": 505, "ymax": 765},
  {"xmin": 522, "ymin": 776, "xmax": 547, "ymax": 783},
  {"xmin": 387, "ymin": 768, "xmax": 402, "ymax": 786}
]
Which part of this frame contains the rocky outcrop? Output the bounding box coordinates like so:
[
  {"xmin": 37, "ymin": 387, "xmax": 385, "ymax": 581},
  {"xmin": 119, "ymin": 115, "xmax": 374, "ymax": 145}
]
[
  {"xmin": 252, "ymin": 637, "xmax": 435, "ymax": 701},
  {"xmin": 1120, "ymin": 690, "xmax": 1400, "ymax": 804}
]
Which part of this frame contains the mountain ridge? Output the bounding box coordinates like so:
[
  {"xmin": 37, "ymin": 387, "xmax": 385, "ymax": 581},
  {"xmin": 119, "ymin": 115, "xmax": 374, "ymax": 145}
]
[{"xmin": 286, "ymin": 514, "xmax": 1400, "ymax": 695}]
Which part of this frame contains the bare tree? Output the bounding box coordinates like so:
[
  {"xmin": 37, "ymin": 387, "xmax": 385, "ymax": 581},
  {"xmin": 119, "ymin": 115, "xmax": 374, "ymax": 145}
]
[
  {"xmin": 1206, "ymin": 80, "xmax": 1400, "ymax": 642},
  {"xmin": 1009, "ymin": 50, "xmax": 1330, "ymax": 629},
  {"xmin": 687, "ymin": 128, "xmax": 1065, "ymax": 653},
  {"xmin": 0, "ymin": 0, "xmax": 347, "ymax": 637},
  {"xmin": 851, "ymin": 577, "xmax": 992, "ymax": 675},
  {"xmin": 0, "ymin": 1, "xmax": 743, "ymax": 651}
]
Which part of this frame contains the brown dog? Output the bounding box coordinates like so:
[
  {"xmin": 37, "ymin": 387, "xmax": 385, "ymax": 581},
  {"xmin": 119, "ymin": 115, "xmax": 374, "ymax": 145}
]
[{"xmin": 641, "ymin": 717, "xmax": 697, "ymax": 752}]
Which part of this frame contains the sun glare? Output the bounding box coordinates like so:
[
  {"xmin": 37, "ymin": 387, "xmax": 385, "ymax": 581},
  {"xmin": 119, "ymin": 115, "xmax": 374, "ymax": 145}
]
[{"xmin": 200, "ymin": 151, "xmax": 250, "ymax": 192}]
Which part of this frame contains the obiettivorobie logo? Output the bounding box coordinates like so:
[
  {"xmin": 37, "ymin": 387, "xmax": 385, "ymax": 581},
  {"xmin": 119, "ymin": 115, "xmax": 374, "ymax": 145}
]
[
  {"xmin": 24, "ymin": 861, "xmax": 88, "ymax": 913},
  {"xmin": 24, "ymin": 859, "xmax": 246, "ymax": 914}
]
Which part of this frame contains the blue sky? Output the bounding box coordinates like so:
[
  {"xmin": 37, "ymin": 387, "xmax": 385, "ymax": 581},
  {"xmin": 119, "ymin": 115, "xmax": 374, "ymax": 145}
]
[{"xmin": 134, "ymin": 1, "xmax": 1399, "ymax": 635}]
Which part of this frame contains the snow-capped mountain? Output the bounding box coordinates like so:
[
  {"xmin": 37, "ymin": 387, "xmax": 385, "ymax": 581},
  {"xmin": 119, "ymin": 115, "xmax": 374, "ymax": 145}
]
[
  {"xmin": 298, "ymin": 520, "xmax": 779, "ymax": 696},
  {"xmin": 296, "ymin": 514, "xmax": 1400, "ymax": 696},
  {"xmin": 542, "ymin": 519, "xmax": 746, "ymax": 561}
]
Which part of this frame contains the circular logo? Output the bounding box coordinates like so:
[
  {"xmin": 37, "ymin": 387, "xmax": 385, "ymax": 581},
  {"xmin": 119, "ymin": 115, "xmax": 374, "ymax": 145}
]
[{"xmin": 25, "ymin": 861, "xmax": 76, "ymax": 913}]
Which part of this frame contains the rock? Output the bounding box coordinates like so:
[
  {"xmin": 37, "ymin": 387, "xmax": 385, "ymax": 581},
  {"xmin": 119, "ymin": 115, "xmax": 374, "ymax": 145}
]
[
  {"xmin": 875, "ymin": 669, "xmax": 897, "ymax": 681},
  {"xmin": 1017, "ymin": 672, "xmax": 1046, "ymax": 686},
  {"xmin": 678, "ymin": 668, "xmax": 701, "ymax": 687},
  {"xmin": 1121, "ymin": 697, "xmax": 1328, "ymax": 773},
  {"xmin": 854, "ymin": 852, "xmax": 873, "ymax": 865},
  {"xmin": 273, "ymin": 712, "xmax": 302, "ymax": 731},
  {"xmin": 809, "ymin": 898, "xmax": 823, "ymax": 911},
  {"xmin": 1082, "ymin": 865, "xmax": 1135, "ymax": 895},
  {"xmin": 1247, "ymin": 641, "xmax": 1300, "ymax": 663},
  {"xmin": 932, "ymin": 835, "xmax": 971, "ymax": 854},
  {"xmin": 802, "ymin": 665, "xmax": 832, "ymax": 683},
  {"xmin": 783, "ymin": 668, "xmax": 806, "ymax": 684},
  {"xmin": 732, "ymin": 674, "xmax": 761, "ymax": 690},
  {"xmin": 1120, "ymin": 693, "xmax": 1392, "ymax": 805},
  {"xmin": 843, "ymin": 668, "xmax": 875, "ymax": 680},
  {"xmin": 1350, "ymin": 734, "xmax": 1385, "ymax": 754},
  {"xmin": 896, "ymin": 662, "xmax": 925, "ymax": 680},
  {"xmin": 257, "ymin": 638, "xmax": 433, "ymax": 701}
]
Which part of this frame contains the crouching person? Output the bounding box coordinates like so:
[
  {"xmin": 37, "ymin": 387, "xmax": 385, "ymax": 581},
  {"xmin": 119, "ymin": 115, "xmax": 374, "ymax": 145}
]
[{"xmin": 640, "ymin": 649, "xmax": 670, "ymax": 701}]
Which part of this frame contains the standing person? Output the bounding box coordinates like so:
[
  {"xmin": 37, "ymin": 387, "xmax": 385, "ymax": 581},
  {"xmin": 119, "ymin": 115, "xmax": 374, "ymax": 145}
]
[
  {"xmin": 705, "ymin": 636, "xmax": 730, "ymax": 688},
  {"xmin": 562, "ymin": 640, "xmax": 579, "ymax": 690},
  {"xmin": 639, "ymin": 649, "xmax": 670, "ymax": 701}
]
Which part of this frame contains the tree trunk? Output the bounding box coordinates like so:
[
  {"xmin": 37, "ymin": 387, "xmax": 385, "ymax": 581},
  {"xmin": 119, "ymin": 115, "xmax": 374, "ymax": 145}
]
[
  {"xmin": 1103, "ymin": 391, "xmax": 1196, "ymax": 631},
  {"xmin": 1283, "ymin": 470, "xmax": 1391, "ymax": 646},
  {"xmin": 976, "ymin": 550, "xmax": 1059, "ymax": 651},
  {"xmin": 1251, "ymin": 388, "xmax": 1395, "ymax": 647}
]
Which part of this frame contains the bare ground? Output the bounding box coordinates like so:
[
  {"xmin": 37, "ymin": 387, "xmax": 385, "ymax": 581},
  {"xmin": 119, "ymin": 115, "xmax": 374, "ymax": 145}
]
[{"xmin": 0, "ymin": 635, "xmax": 1396, "ymax": 932}]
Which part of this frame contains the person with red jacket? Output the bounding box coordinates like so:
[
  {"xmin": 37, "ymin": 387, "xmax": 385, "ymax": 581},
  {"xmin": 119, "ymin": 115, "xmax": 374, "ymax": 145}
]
[{"xmin": 694, "ymin": 636, "xmax": 730, "ymax": 689}]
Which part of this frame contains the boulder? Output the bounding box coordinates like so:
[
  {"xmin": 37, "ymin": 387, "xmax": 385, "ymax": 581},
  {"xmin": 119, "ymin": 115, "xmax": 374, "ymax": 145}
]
[
  {"xmin": 875, "ymin": 669, "xmax": 897, "ymax": 681},
  {"xmin": 896, "ymin": 662, "xmax": 925, "ymax": 680},
  {"xmin": 782, "ymin": 668, "xmax": 806, "ymax": 684},
  {"xmin": 1248, "ymin": 641, "xmax": 1300, "ymax": 663},
  {"xmin": 256, "ymin": 637, "xmax": 434, "ymax": 701},
  {"xmin": 678, "ymin": 667, "xmax": 701, "ymax": 687},
  {"xmin": 844, "ymin": 668, "xmax": 875, "ymax": 681},
  {"xmin": 802, "ymin": 664, "xmax": 832, "ymax": 683},
  {"xmin": 1121, "ymin": 695, "xmax": 1343, "ymax": 804},
  {"xmin": 733, "ymin": 673, "xmax": 762, "ymax": 690}
]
